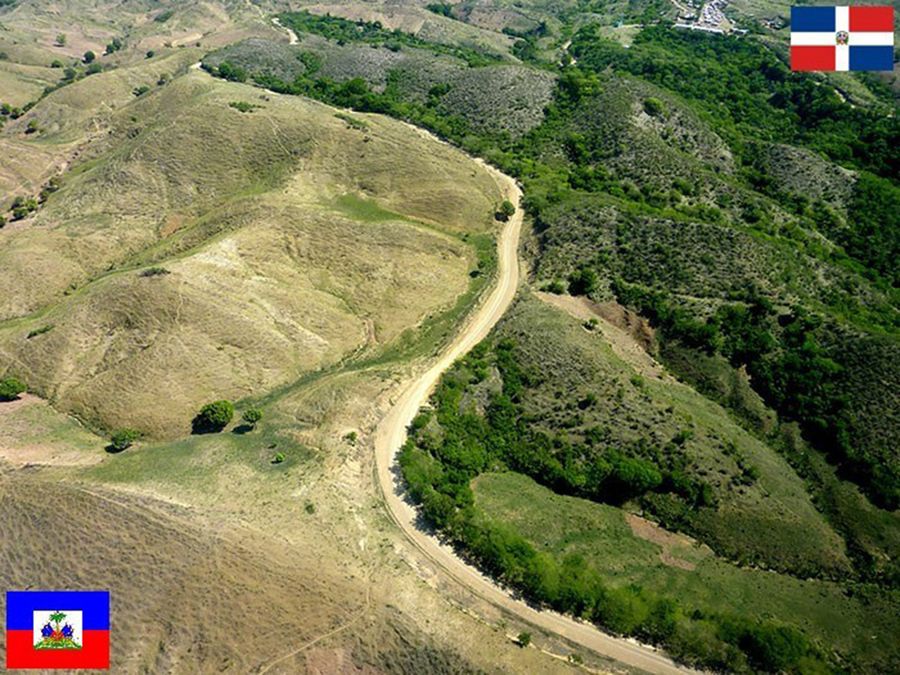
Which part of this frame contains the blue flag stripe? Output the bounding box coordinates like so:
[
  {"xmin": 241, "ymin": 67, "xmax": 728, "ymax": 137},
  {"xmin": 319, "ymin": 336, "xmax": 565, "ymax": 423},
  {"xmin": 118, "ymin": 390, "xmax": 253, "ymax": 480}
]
[
  {"xmin": 849, "ymin": 45, "xmax": 894, "ymax": 70},
  {"xmin": 6, "ymin": 591, "xmax": 110, "ymax": 630},
  {"xmin": 791, "ymin": 6, "xmax": 836, "ymax": 32}
]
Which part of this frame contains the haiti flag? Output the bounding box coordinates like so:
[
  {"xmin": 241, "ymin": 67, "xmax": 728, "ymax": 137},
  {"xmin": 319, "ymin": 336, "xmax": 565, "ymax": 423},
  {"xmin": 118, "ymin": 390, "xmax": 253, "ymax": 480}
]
[
  {"xmin": 6, "ymin": 591, "xmax": 110, "ymax": 669},
  {"xmin": 791, "ymin": 5, "xmax": 895, "ymax": 71}
]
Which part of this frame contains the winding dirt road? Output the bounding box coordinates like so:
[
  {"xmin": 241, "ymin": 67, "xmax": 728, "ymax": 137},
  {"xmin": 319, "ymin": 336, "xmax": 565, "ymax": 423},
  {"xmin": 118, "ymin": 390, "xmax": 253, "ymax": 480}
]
[{"xmin": 373, "ymin": 164, "xmax": 693, "ymax": 674}]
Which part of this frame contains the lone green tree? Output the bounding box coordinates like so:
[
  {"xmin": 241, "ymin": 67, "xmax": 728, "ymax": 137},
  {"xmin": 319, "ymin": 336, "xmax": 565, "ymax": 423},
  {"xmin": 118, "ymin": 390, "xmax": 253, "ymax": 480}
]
[
  {"xmin": 192, "ymin": 400, "xmax": 234, "ymax": 434},
  {"xmin": 109, "ymin": 428, "xmax": 140, "ymax": 452},
  {"xmin": 496, "ymin": 200, "xmax": 516, "ymax": 221},
  {"xmin": 0, "ymin": 377, "xmax": 26, "ymax": 401},
  {"xmin": 82, "ymin": 50, "xmax": 96, "ymax": 64},
  {"xmin": 241, "ymin": 408, "xmax": 262, "ymax": 429}
]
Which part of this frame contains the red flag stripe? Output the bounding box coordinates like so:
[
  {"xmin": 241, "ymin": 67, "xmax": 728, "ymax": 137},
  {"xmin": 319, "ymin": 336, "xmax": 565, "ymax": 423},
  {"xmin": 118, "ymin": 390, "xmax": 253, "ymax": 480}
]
[
  {"xmin": 791, "ymin": 45, "xmax": 836, "ymax": 71},
  {"xmin": 849, "ymin": 6, "xmax": 894, "ymax": 31}
]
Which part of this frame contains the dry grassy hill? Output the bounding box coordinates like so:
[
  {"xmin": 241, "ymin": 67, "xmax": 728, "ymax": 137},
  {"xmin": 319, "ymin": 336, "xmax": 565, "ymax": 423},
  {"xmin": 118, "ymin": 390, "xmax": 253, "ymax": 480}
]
[{"xmin": 0, "ymin": 64, "xmax": 503, "ymax": 439}]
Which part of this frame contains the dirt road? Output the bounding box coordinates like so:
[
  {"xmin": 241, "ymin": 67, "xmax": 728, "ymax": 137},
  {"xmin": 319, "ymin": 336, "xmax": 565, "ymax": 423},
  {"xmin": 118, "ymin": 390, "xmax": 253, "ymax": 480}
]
[
  {"xmin": 372, "ymin": 164, "xmax": 693, "ymax": 674},
  {"xmin": 272, "ymin": 16, "xmax": 299, "ymax": 45}
]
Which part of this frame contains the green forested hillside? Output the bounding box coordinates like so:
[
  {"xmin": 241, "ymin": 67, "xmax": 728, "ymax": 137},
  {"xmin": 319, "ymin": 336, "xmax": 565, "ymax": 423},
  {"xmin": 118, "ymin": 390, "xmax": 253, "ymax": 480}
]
[{"xmin": 399, "ymin": 294, "xmax": 898, "ymax": 672}]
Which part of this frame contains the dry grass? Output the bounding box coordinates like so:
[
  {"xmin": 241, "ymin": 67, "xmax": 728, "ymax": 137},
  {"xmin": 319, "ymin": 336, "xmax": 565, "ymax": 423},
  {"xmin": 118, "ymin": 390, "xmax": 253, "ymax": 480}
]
[
  {"xmin": 0, "ymin": 475, "xmax": 362, "ymax": 673},
  {"xmin": 0, "ymin": 70, "xmax": 501, "ymax": 438}
]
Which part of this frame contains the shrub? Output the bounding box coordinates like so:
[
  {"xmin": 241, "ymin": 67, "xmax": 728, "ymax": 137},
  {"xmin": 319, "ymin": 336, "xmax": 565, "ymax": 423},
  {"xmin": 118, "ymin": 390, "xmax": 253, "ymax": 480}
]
[
  {"xmin": 272, "ymin": 452, "xmax": 286, "ymax": 464},
  {"xmin": 643, "ymin": 97, "xmax": 664, "ymax": 116},
  {"xmin": 109, "ymin": 428, "xmax": 140, "ymax": 452},
  {"xmin": 0, "ymin": 377, "xmax": 26, "ymax": 401},
  {"xmin": 26, "ymin": 325, "xmax": 53, "ymax": 339},
  {"xmin": 25, "ymin": 119, "xmax": 39, "ymax": 134},
  {"xmin": 50, "ymin": 59, "xmax": 64, "ymax": 68},
  {"xmin": 228, "ymin": 100, "xmax": 259, "ymax": 113},
  {"xmin": 55, "ymin": 33, "xmax": 66, "ymax": 47},
  {"xmin": 568, "ymin": 267, "xmax": 598, "ymax": 296},
  {"xmin": 192, "ymin": 400, "xmax": 234, "ymax": 433},
  {"xmin": 132, "ymin": 85, "xmax": 151, "ymax": 97},
  {"xmin": 517, "ymin": 631, "xmax": 531, "ymax": 647},
  {"xmin": 241, "ymin": 408, "xmax": 262, "ymax": 428},
  {"xmin": 139, "ymin": 267, "xmax": 170, "ymax": 277},
  {"xmin": 216, "ymin": 61, "xmax": 247, "ymax": 82},
  {"xmin": 105, "ymin": 38, "xmax": 122, "ymax": 55},
  {"xmin": 496, "ymin": 200, "xmax": 516, "ymax": 221},
  {"xmin": 544, "ymin": 279, "xmax": 566, "ymax": 294},
  {"xmin": 83, "ymin": 51, "xmax": 96, "ymax": 64}
]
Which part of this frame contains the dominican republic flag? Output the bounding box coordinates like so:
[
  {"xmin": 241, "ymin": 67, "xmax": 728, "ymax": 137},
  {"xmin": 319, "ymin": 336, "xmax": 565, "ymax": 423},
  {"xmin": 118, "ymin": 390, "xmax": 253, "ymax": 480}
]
[
  {"xmin": 6, "ymin": 591, "xmax": 110, "ymax": 669},
  {"xmin": 791, "ymin": 5, "xmax": 895, "ymax": 71}
]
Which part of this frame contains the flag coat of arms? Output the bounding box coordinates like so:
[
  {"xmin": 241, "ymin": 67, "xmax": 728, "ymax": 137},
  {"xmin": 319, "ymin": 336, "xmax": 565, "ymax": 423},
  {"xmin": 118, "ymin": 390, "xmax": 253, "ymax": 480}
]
[
  {"xmin": 6, "ymin": 591, "xmax": 110, "ymax": 669},
  {"xmin": 791, "ymin": 5, "xmax": 895, "ymax": 71}
]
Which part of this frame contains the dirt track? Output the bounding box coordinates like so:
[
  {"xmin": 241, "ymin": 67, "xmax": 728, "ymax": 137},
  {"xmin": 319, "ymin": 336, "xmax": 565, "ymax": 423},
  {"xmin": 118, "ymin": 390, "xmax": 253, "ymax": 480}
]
[{"xmin": 372, "ymin": 159, "xmax": 695, "ymax": 674}]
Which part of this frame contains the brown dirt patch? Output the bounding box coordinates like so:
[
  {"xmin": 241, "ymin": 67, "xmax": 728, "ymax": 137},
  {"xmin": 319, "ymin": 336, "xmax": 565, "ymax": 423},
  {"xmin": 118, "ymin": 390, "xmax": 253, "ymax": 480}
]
[
  {"xmin": 160, "ymin": 212, "xmax": 186, "ymax": 237},
  {"xmin": 535, "ymin": 292, "xmax": 666, "ymax": 380},
  {"xmin": 625, "ymin": 513, "xmax": 707, "ymax": 571},
  {"xmin": 0, "ymin": 394, "xmax": 102, "ymax": 467}
]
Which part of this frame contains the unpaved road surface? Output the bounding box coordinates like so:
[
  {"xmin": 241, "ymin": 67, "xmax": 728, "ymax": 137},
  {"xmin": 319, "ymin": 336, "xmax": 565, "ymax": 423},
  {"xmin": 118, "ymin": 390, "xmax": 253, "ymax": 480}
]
[{"xmin": 373, "ymin": 161, "xmax": 694, "ymax": 674}]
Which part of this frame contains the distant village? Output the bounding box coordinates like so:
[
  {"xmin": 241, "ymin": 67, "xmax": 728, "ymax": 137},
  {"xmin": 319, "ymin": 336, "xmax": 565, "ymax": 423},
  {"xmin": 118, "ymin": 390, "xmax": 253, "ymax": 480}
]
[{"xmin": 672, "ymin": 0, "xmax": 748, "ymax": 35}]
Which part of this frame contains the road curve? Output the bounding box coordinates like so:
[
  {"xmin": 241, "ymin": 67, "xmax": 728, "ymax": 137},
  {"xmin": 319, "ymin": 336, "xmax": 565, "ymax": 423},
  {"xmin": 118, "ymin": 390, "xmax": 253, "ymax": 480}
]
[{"xmin": 372, "ymin": 161, "xmax": 693, "ymax": 674}]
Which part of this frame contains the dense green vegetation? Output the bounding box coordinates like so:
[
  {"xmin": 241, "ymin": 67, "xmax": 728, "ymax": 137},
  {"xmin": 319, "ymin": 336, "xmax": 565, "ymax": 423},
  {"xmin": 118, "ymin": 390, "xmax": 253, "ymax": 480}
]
[
  {"xmin": 279, "ymin": 11, "xmax": 502, "ymax": 67},
  {"xmin": 399, "ymin": 333, "xmax": 831, "ymax": 672},
  {"xmin": 0, "ymin": 376, "xmax": 26, "ymax": 401},
  {"xmin": 570, "ymin": 26, "xmax": 899, "ymax": 182}
]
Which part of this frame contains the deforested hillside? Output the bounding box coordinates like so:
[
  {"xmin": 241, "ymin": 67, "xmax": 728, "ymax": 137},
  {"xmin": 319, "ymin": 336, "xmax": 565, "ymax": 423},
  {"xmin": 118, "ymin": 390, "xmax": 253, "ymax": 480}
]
[{"xmin": 0, "ymin": 69, "xmax": 503, "ymax": 438}]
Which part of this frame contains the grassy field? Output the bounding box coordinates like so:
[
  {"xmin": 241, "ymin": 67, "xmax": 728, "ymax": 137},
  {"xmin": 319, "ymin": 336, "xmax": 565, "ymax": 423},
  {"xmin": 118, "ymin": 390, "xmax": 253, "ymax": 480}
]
[{"xmin": 474, "ymin": 471, "xmax": 900, "ymax": 673}]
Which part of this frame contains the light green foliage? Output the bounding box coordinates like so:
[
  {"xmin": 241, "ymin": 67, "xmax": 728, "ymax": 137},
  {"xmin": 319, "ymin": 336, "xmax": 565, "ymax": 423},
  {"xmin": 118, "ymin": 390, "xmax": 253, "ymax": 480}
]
[
  {"xmin": 0, "ymin": 376, "xmax": 26, "ymax": 401},
  {"xmin": 109, "ymin": 428, "xmax": 140, "ymax": 452}
]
